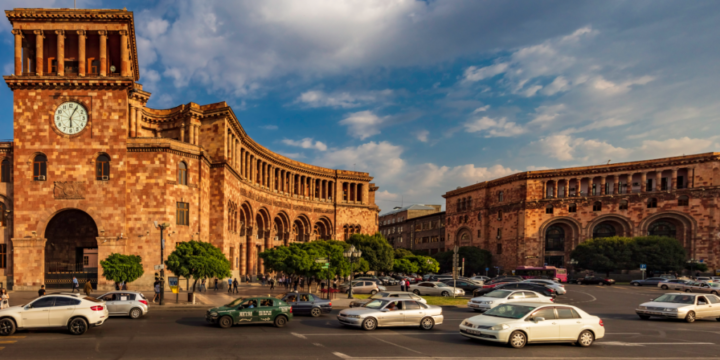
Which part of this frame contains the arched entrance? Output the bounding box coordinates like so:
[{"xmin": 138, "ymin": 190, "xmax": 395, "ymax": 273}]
[
  {"xmin": 44, "ymin": 209, "xmax": 99, "ymax": 289},
  {"xmin": 544, "ymin": 225, "xmax": 565, "ymax": 268},
  {"xmin": 593, "ymin": 222, "xmax": 617, "ymax": 238},
  {"xmin": 648, "ymin": 220, "xmax": 677, "ymax": 238}
]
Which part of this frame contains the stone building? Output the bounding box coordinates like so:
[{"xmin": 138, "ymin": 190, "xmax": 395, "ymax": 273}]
[
  {"xmin": 0, "ymin": 8, "xmax": 379, "ymax": 290},
  {"xmin": 407, "ymin": 211, "xmax": 446, "ymax": 255},
  {"xmin": 379, "ymin": 204, "xmax": 442, "ymax": 251},
  {"xmin": 443, "ymin": 153, "xmax": 720, "ymax": 271}
]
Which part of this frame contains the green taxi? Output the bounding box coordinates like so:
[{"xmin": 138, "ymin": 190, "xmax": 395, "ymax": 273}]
[{"xmin": 206, "ymin": 296, "xmax": 293, "ymax": 328}]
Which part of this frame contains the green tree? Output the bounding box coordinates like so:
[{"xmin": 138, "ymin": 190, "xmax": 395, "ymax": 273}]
[
  {"xmin": 100, "ymin": 253, "xmax": 144, "ymax": 287},
  {"xmin": 393, "ymin": 258, "xmax": 419, "ymax": 274},
  {"xmin": 165, "ymin": 240, "xmax": 232, "ymax": 292},
  {"xmin": 394, "ymin": 248, "xmax": 414, "ymax": 259},
  {"xmin": 432, "ymin": 247, "xmax": 492, "ymax": 275},
  {"xmin": 631, "ymin": 236, "xmax": 686, "ymax": 273},
  {"xmin": 570, "ymin": 236, "xmax": 634, "ymax": 277},
  {"xmin": 685, "ymin": 262, "xmax": 708, "ymax": 273},
  {"xmin": 348, "ymin": 233, "xmax": 395, "ymax": 273},
  {"xmin": 405, "ymin": 255, "xmax": 440, "ymax": 275}
]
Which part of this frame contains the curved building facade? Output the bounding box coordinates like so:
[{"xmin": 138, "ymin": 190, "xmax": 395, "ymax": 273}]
[{"xmin": 0, "ymin": 8, "xmax": 379, "ymax": 290}]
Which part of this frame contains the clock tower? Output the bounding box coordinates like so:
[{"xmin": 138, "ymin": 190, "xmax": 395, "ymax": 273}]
[{"xmin": 4, "ymin": 8, "xmax": 142, "ymax": 289}]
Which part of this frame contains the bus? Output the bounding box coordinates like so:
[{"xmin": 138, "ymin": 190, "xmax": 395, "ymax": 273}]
[{"xmin": 515, "ymin": 266, "xmax": 568, "ymax": 283}]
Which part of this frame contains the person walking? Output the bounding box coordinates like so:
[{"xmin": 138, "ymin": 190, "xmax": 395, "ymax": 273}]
[
  {"xmin": 0, "ymin": 289, "xmax": 9, "ymax": 309},
  {"xmin": 233, "ymin": 278, "xmax": 239, "ymax": 294},
  {"xmin": 405, "ymin": 279, "xmax": 410, "ymax": 292},
  {"xmin": 293, "ymin": 278, "xmax": 299, "ymax": 292},
  {"xmin": 214, "ymin": 278, "xmax": 219, "ymax": 291},
  {"xmin": 38, "ymin": 285, "xmax": 46, "ymax": 297},
  {"xmin": 71, "ymin": 276, "xmax": 80, "ymax": 293},
  {"xmin": 400, "ymin": 279, "xmax": 405, "ymax": 292},
  {"xmin": 227, "ymin": 278, "xmax": 233, "ymax": 294},
  {"xmin": 83, "ymin": 280, "xmax": 93, "ymax": 297},
  {"xmin": 270, "ymin": 277, "xmax": 276, "ymax": 290},
  {"xmin": 200, "ymin": 278, "xmax": 206, "ymax": 292},
  {"xmin": 153, "ymin": 280, "xmax": 161, "ymax": 303}
]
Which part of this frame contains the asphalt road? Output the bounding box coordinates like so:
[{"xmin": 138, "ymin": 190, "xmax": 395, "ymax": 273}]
[{"xmin": 3, "ymin": 284, "xmax": 720, "ymax": 359}]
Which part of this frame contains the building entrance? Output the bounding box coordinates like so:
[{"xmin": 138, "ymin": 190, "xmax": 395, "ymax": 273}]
[{"xmin": 44, "ymin": 210, "xmax": 99, "ymax": 289}]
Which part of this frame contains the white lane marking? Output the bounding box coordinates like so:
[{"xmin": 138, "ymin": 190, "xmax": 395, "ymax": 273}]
[
  {"xmin": 293, "ymin": 332, "xmax": 454, "ymax": 336},
  {"xmin": 312, "ymin": 343, "xmax": 325, "ymax": 347},
  {"xmin": 606, "ymin": 332, "xmax": 641, "ymax": 335},
  {"xmin": 291, "ymin": 332, "xmax": 307, "ymax": 339},
  {"xmin": 569, "ymin": 290, "xmax": 597, "ymax": 304},
  {"xmin": 330, "ymin": 357, "xmax": 720, "ymax": 360},
  {"xmin": 333, "ymin": 352, "xmax": 351, "ymax": 359},
  {"xmin": 371, "ymin": 336, "xmax": 422, "ymax": 355},
  {"xmin": 597, "ymin": 341, "xmax": 714, "ymax": 346}
]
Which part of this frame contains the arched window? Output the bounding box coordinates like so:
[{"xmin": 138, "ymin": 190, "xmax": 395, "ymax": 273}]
[
  {"xmin": 0, "ymin": 202, "xmax": 5, "ymax": 227},
  {"xmin": 545, "ymin": 225, "xmax": 564, "ymax": 251},
  {"xmin": 477, "ymin": 212, "xmax": 483, "ymax": 221},
  {"xmin": 568, "ymin": 203, "xmax": 577, "ymax": 213},
  {"xmin": 498, "ymin": 191, "xmax": 504, "ymax": 202},
  {"xmin": 467, "ymin": 197, "xmax": 472, "ymax": 209},
  {"xmin": 96, "ymin": 154, "xmax": 110, "ymax": 180},
  {"xmin": 33, "ymin": 154, "xmax": 47, "ymax": 181},
  {"xmin": 459, "ymin": 231, "xmax": 470, "ymax": 244},
  {"xmin": 593, "ymin": 201, "xmax": 602, "ymax": 212},
  {"xmin": 647, "ymin": 198, "xmax": 657, "ymax": 209},
  {"xmin": 178, "ymin": 161, "xmax": 188, "ymax": 185},
  {"xmin": 648, "ymin": 221, "xmax": 676, "ymax": 238},
  {"xmin": 1, "ymin": 158, "xmax": 10, "ymax": 183},
  {"xmin": 619, "ymin": 200, "xmax": 628, "ymax": 210},
  {"xmin": 464, "ymin": 215, "xmax": 468, "ymax": 223},
  {"xmin": 678, "ymin": 195, "xmax": 689, "ymax": 206},
  {"xmin": 593, "ymin": 223, "xmax": 616, "ymax": 238},
  {"xmin": 545, "ymin": 204, "xmax": 554, "ymax": 214},
  {"xmin": 497, "ymin": 210, "xmax": 502, "ymax": 220}
]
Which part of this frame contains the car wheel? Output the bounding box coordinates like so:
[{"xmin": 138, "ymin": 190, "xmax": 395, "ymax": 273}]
[
  {"xmin": 508, "ymin": 331, "xmax": 527, "ymax": 349},
  {"xmin": 712, "ymin": 291, "xmax": 719, "ymax": 295},
  {"xmin": 577, "ymin": 330, "xmax": 595, "ymax": 347},
  {"xmin": 362, "ymin": 318, "xmax": 377, "ymax": 331},
  {"xmin": 413, "ymin": 290, "xmax": 421, "ymax": 295},
  {"xmin": 0, "ymin": 319, "xmax": 16, "ymax": 336},
  {"xmin": 685, "ymin": 289, "xmax": 691, "ymax": 293},
  {"xmin": 599, "ymin": 282, "xmax": 605, "ymax": 286},
  {"xmin": 441, "ymin": 291, "xmax": 450, "ymax": 297},
  {"xmin": 68, "ymin": 317, "xmax": 88, "ymax": 335},
  {"xmin": 685, "ymin": 311, "xmax": 696, "ymax": 323},
  {"xmin": 274, "ymin": 315, "xmax": 288, "ymax": 328},
  {"xmin": 661, "ymin": 285, "xmax": 669, "ymax": 290},
  {"xmin": 638, "ymin": 314, "xmax": 650, "ymax": 320},
  {"xmin": 129, "ymin": 307, "xmax": 142, "ymax": 319},
  {"xmin": 370, "ymin": 290, "xmax": 377, "ymax": 295},
  {"xmin": 420, "ymin": 316, "xmax": 435, "ymax": 330},
  {"xmin": 219, "ymin": 316, "xmax": 233, "ymax": 329},
  {"xmin": 310, "ymin": 307, "xmax": 322, "ymax": 318},
  {"xmin": 716, "ymin": 317, "xmax": 720, "ymax": 322},
  {"xmin": 577, "ymin": 281, "xmax": 583, "ymax": 285},
  {"xmin": 632, "ymin": 282, "xmax": 640, "ymax": 286}
]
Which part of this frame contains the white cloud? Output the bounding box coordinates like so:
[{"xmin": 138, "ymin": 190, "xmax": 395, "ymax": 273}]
[
  {"xmin": 472, "ymin": 105, "xmax": 490, "ymax": 113},
  {"xmin": 315, "ymin": 141, "xmax": 404, "ymax": 183},
  {"xmin": 339, "ymin": 110, "xmax": 387, "ymax": 140},
  {"xmin": 415, "ymin": 130, "xmax": 429, "ymax": 142},
  {"xmin": 463, "ymin": 63, "xmax": 509, "ymax": 82},
  {"xmin": 296, "ymin": 89, "xmax": 392, "ymax": 108},
  {"xmin": 464, "ymin": 116, "xmax": 526, "ymax": 137},
  {"xmin": 528, "ymin": 104, "xmax": 566, "ymax": 128},
  {"xmin": 591, "ymin": 75, "xmax": 655, "ymax": 95},
  {"xmin": 260, "ymin": 125, "xmax": 279, "ymax": 130},
  {"xmin": 281, "ymin": 138, "xmax": 328, "ymax": 151},
  {"xmin": 541, "ymin": 76, "xmax": 570, "ymax": 96}
]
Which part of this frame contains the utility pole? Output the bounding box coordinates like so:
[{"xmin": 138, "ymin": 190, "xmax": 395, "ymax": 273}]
[{"xmin": 155, "ymin": 221, "xmax": 170, "ymax": 305}]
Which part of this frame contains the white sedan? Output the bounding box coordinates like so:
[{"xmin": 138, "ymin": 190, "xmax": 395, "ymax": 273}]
[
  {"xmin": 467, "ymin": 290, "xmax": 554, "ymax": 312},
  {"xmin": 459, "ymin": 303, "xmax": 605, "ymax": 348},
  {"xmin": 0, "ymin": 293, "xmax": 109, "ymax": 336},
  {"xmin": 410, "ymin": 281, "xmax": 465, "ymax": 297}
]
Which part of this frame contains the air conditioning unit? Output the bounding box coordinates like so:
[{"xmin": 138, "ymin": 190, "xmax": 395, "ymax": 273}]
[
  {"xmin": 38, "ymin": 175, "xmax": 46, "ymax": 181},
  {"xmin": 102, "ymin": 176, "xmax": 109, "ymax": 181}
]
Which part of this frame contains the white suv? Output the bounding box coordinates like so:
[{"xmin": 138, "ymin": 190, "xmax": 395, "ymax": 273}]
[{"xmin": 0, "ymin": 293, "xmax": 109, "ymax": 336}]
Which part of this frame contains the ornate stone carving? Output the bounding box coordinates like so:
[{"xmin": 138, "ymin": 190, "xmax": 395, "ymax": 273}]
[{"xmin": 53, "ymin": 181, "xmax": 86, "ymax": 199}]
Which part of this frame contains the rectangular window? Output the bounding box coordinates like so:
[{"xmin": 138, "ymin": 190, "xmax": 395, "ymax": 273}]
[
  {"xmin": 176, "ymin": 202, "xmax": 190, "ymax": 226},
  {"xmin": 604, "ymin": 183, "xmax": 609, "ymax": 195},
  {"xmin": 661, "ymin": 177, "xmax": 668, "ymax": 191},
  {"xmin": 591, "ymin": 184, "xmax": 597, "ymax": 196},
  {"xmin": 677, "ymin": 175, "xmax": 685, "ymax": 189},
  {"xmin": 497, "ymin": 228, "xmax": 502, "ymax": 239},
  {"xmin": 83, "ymin": 255, "xmax": 89, "ymax": 266},
  {"xmin": 646, "ymin": 179, "xmax": 653, "ymax": 192},
  {"xmin": 477, "ymin": 230, "xmax": 481, "ymax": 238},
  {"xmin": 65, "ymin": 60, "xmax": 79, "ymax": 74},
  {"xmin": 568, "ymin": 204, "xmax": 577, "ymax": 213},
  {"xmin": 496, "ymin": 243, "xmax": 503, "ymax": 254},
  {"xmin": 90, "ymin": 59, "xmax": 99, "ymax": 74},
  {"xmin": 0, "ymin": 244, "xmax": 6, "ymax": 269}
]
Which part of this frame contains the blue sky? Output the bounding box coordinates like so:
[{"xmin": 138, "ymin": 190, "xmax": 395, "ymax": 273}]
[{"xmin": 1, "ymin": 0, "xmax": 720, "ymax": 212}]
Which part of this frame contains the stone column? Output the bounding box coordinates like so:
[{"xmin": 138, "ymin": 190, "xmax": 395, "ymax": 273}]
[
  {"xmin": 56, "ymin": 30, "xmax": 65, "ymax": 76},
  {"xmin": 656, "ymin": 171, "xmax": 662, "ymax": 192},
  {"xmin": 12, "ymin": 30, "xmax": 22, "ymax": 75},
  {"xmin": 552, "ymin": 180, "xmax": 558, "ymax": 198},
  {"xmin": 613, "ymin": 175, "xmax": 619, "ymax": 194},
  {"xmin": 180, "ymin": 123, "xmax": 185, "ymax": 142},
  {"xmin": 120, "ymin": 30, "xmax": 130, "ymax": 77},
  {"xmin": 129, "ymin": 105, "xmax": 136, "ymax": 137},
  {"xmin": 98, "ymin": 30, "xmax": 107, "ymax": 76},
  {"xmin": 135, "ymin": 107, "xmax": 141, "ymax": 136},
  {"xmin": 77, "ymin": 30, "xmax": 86, "ymax": 76},
  {"xmin": 542, "ymin": 180, "xmax": 547, "ymax": 199},
  {"xmin": 640, "ymin": 172, "xmax": 647, "ymax": 193},
  {"xmin": 672, "ymin": 169, "xmax": 678, "ymax": 190},
  {"xmin": 600, "ymin": 176, "xmax": 606, "ymax": 195},
  {"xmin": 195, "ymin": 124, "xmax": 199, "ymax": 145},
  {"xmin": 564, "ymin": 179, "xmax": 569, "ymax": 198},
  {"xmin": 34, "ymin": 30, "xmax": 44, "ymax": 76}
]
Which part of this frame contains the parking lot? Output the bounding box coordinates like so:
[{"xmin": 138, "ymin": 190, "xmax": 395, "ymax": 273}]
[{"xmin": 3, "ymin": 283, "xmax": 720, "ymax": 359}]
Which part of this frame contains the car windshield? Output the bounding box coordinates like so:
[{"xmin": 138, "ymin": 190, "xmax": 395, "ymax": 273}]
[
  {"xmin": 709, "ymin": 283, "xmax": 720, "ymax": 288},
  {"xmin": 483, "ymin": 304, "xmax": 536, "ymax": 319},
  {"xmin": 485, "ymin": 290, "xmax": 512, "ymax": 298},
  {"xmin": 363, "ymin": 299, "xmax": 389, "ymax": 309},
  {"xmin": 225, "ymin": 298, "xmax": 245, "ymax": 307},
  {"xmin": 371, "ymin": 293, "xmax": 390, "ymax": 299},
  {"xmin": 653, "ymin": 294, "xmax": 696, "ymax": 304}
]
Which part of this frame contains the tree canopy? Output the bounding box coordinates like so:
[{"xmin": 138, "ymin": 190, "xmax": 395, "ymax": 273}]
[
  {"xmin": 393, "ymin": 258, "xmax": 419, "ymax": 274},
  {"xmin": 571, "ymin": 236, "xmax": 686, "ymax": 275},
  {"xmin": 165, "ymin": 240, "xmax": 232, "ymax": 292},
  {"xmin": 393, "ymin": 248, "xmax": 414, "ymax": 259},
  {"xmin": 432, "ymin": 247, "xmax": 492, "ymax": 275},
  {"xmin": 348, "ymin": 233, "xmax": 394, "ymax": 273},
  {"xmin": 100, "ymin": 253, "xmax": 144, "ymax": 284},
  {"xmin": 260, "ymin": 240, "xmax": 357, "ymax": 280}
]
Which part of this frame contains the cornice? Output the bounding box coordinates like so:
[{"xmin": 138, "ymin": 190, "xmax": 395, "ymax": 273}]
[{"xmin": 4, "ymin": 76, "xmax": 134, "ymax": 90}]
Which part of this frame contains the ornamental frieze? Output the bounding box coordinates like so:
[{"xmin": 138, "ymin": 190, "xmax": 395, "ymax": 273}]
[
  {"xmin": 294, "ymin": 205, "xmax": 312, "ymax": 212},
  {"xmin": 314, "ymin": 207, "xmax": 335, "ymax": 214},
  {"xmin": 53, "ymin": 181, "xmax": 86, "ymax": 199},
  {"xmin": 255, "ymin": 195, "xmax": 273, "ymax": 206}
]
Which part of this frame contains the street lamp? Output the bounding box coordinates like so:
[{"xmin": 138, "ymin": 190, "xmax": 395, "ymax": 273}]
[
  {"xmin": 687, "ymin": 258, "xmax": 698, "ymax": 279},
  {"xmin": 343, "ymin": 245, "xmax": 362, "ymax": 299},
  {"xmin": 568, "ymin": 258, "xmax": 578, "ymax": 280},
  {"xmin": 154, "ymin": 221, "xmax": 170, "ymax": 305}
]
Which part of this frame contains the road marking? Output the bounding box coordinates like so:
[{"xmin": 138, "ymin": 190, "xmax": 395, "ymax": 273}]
[
  {"xmin": 371, "ymin": 336, "xmax": 422, "ymax": 354},
  {"xmin": 291, "ymin": 332, "xmax": 307, "ymax": 339},
  {"xmin": 1, "ymin": 336, "xmax": 25, "ymax": 339},
  {"xmin": 312, "ymin": 343, "xmax": 325, "ymax": 347},
  {"xmin": 293, "ymin": 332, "xmax": 455, "ymax": 336},
  {"xmin": 606, "ymin": 332, "xmax": 641, "ymax": 335},
  {"xmin": 0, "ymin": 341, "xmax": 16, "ymax": 344},
  {"xmin": 333, "ymin": 352, "xmax": 351, "ymax": 359},
  {"xmin": 597, "ymin": 341, "xmax": 714, "ymax": 346}
]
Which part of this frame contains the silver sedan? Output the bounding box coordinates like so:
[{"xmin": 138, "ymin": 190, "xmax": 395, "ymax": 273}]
[
  {"xmin": 636, "ymin": 293, "xmax": 720, "ymax": 322},
  {"xmin": 338, "ymin": 298, "xmax": 443, "ymax": 331},
  {"xmin": 97, "ymin": 291, "xmax": 149, "ymax": 319}
]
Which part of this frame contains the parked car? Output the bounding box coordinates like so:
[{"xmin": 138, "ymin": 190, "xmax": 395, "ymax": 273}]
[
  {"xmin": 470, "ymin": 276, "xmax": 490, "ymax": 283},
  {"xmin": 350, "ymin": 291, "xmax": 427, "ymax": 308},
  {"xmin": 338, "ymin": 298, "xmax": 443, "ymax": 331},
  {"xmin": 0, "ymin": 293, "xmax": 108, "ymax": 336},
  {"xmin": 440, "ymin": 279, "xmax": 484, "ymax": 294},
  {"xmin": 636, "ymin": 293, "xmax": 720, "ymax": 322},
  {"xmin": 474, "ymin": 282, "xmax": 556, "ymax": 298},
  {"xmin": 459, "ymin": 303, "xmax": 605, "ymax": 348},
  {"xmin": 696, "ymin": 277, "xmax": 713, "ymax": 282},
  {"xmin": 355, "ymin": 276, "xmax": 384, "ymax": 286},
  {"xmin": 206, "ymin": 296, "xmax": 293, "ymax": 328},
  {"xmin": 377, "ymin": 276, "xmax": 399, "ymax": 286},
  {"xmin": 486, "ymin": 276, "xmax": 523, "ymax": 285},
  {"xmin": 523, "ymin": 279, "xmax": 566, "ymax": 295},
  {"xmin": 630, "ymin": 277, "xmax": 669, "ymax": 286},
  {"xmin": 410, "ymin": 281, "xmax": 465, "ymax": 297},
  {"xmin": 281, "ymin": 292, "xmax": 332, "ymax": 317},
  {"xmin": 576, "ymin": 276, "xmax": 615, "ymax": 286},
  {"xmin": 467, "ymin": 289, "xmax": 553, "ymax": 312},
  {"xmin": 339, "ymin": 281, "xmax": 381, "ymax": 294},
  {"xmin": 96, "ymin": 291, "xmax": 149, "ymax": 319},
  {"xmin": 658, "ymin": 279, "xmax": 693, "ymax": 290},
  {"xmin": 679, "ymin": 281, "xmax": 720, "ymax": 295}
]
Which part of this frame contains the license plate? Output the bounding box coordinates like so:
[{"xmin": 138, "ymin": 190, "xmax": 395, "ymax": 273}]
[
  {"xmin": 648, "ymin": 311, "xmax": 664, "ymax": 315},
  {"xmin": 469, "ymin": 304, "xmax": 479, "ymax": 308},
  {"xmin": 466, "ymin": 329, "xmax": 482, "ymax": 335}
]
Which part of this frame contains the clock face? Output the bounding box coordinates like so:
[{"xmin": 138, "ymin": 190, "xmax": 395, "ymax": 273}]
[{"xmin": 54, "ymin": 101, "xmax": 88, "ymax": 135}]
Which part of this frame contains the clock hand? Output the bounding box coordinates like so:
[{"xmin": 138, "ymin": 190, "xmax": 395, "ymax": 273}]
[{"xmin": 68, "ymin": 106, "xmax": 78, "ymax": 128}]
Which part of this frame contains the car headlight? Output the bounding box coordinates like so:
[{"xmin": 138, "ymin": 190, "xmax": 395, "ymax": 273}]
[
  {"xmin": 639, "ymin": 306, "xmax": 647, "ymax": 310},
  {"xmin": 664, "ymin": 308, "xmax": 678, "ymax": 312},
  {"xmin": 463, "ymin": 321, "xmax": 474, "ymax": 327},
  {"xmin": 345, "ymin": 315, "xmax": 361, "ymax": 319},
  {"xmin": 483, "ymin": 301, "xmax": 493, "ymax": 304},
  {"xmin": 209, "ymin": 312, "xmax": 218, "ymax": 317},
  {"xmin": 490, "ymin": 324, "xmax": 510, "ymax": 331}
]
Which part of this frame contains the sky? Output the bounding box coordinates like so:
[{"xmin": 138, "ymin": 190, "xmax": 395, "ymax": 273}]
[{"xmin": 1, "ymin": 0, "xmax": 719, "ymax": 213}]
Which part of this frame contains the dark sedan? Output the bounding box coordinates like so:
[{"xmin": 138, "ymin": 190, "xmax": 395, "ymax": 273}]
[
  {"xmin": 472, "ymin": 282, "xmax": 555, "ymax": 298},
  {"xmin": 440, "ymin": 279, "xmax": 483, "ymax": 294},
  {"xmin": 377, "ymin": 276, "xmax": 399, "ymax": 286},
  {"xmin": 281, "ymin": 292, "xmax": 332, "ymax": 317},
  {"xmin": 630, "ymin": 277, "xmax": 668, "ymax": 286},
  {"xmin": 576, "ymin": 276, "xmax": 615, "ymax": 286}
]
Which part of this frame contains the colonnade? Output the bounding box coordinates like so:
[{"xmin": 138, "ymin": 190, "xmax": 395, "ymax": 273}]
[{"xmin": 542, "ymin": 168, "xmax": 693, "ymax": 199}]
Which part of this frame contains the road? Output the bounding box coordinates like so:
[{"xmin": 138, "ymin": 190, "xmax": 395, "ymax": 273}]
[{"xmin": 3, "ymin": 284, "xmax": 720, "ymax": 359}]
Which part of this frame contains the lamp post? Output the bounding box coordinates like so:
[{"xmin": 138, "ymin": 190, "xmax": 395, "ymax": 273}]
[
  {"xmin": 568, "ymin": 258, "xmax": 578, "ymax": 282},
  {"xmin": 154, "ymin": 221, "xmax": 170, "ymax": 305},
  {"xmin": 687, "ymin": 258, "xmax": 698, "ymax": 279},
  {"xmin": 343, "ymin": 245, "xmax": 362, "ymax": 299}
]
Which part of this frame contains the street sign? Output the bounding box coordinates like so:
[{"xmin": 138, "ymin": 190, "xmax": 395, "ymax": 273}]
[
  {"xmin": 315, "ymin": 257, "xmax": 329, "ymax": 263},
  {"xmin": 322, "ymin": 263, "xmax": 329, "ymax": 269},
  {"xmin": 154, "ymin": 264, "xmax": 165, "ymax": 271},
  {"xmin": 168, "ymin": 276, "xmax": 179, "ymax": 294},
  {"xmin": 700, "ymin": 259, "xmax": 705, "ymax": 263},
  {"xmin": 640, "ymin": 264, "xmax": 646, "ymax": 270}
]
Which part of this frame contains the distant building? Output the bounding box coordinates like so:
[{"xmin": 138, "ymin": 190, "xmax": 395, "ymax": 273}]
[{"xmin": 379, "ymin": 204, "xmax": 444, "ymax": 253}]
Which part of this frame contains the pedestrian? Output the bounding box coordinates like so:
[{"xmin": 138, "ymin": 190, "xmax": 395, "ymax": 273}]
[
  {"xmin": 72, "ymin": 276, "xmax": 79, "ymax": 293},
  {"xmin": 38, "ymin": 285, "xmax": 46, "ymax": 297},
  {"xmin": 320, "ymin": 281, "xmax": 325, "ymax": 293},
  {"xmin": 0, "ymin": 289, "xmax": 9, "ymax": 309},
  {"xmin": 400, "ymin": 279, "xmax": 405, "ymax": 292},
  {"xmin": 405, "ymin": 279, "xmax": 410, "ymax": 292},
  {"xmin": 214, "ymin": 278, "xmax": 219, "ymax": 291},
  {"xmin": 153, "ymin": 280, "xmax": 161, "ymax": 303},
  {"xmin": 121, "ymin": 281, "xmax": 127, "ymax": 290},
  {"xmin": 294, "ymin": 278, "xmax": 299, "ymax": 292},
  {"xmin": 200, "ymin": 278, "xmax": 206, "ymax": 292},
  {"xmin": 261, "ymin": 274, "xmax": 266, "ymax": 286},
  {"xmin": 270, "ymin": 277, "xmax": 275, "ymax": 290},
  {"xmin": 228, "ymin": 278, "xmax": 233, "ymax": 294},
  {"xmin": 83, "ymin": 279, "xmax": 93, "ymax": 297},
  {"xmin": 233, "ymin": 278, "xmax": 239, "ymax": 294},
  {"xmin": 332, "ymin": 279, "xmax": 337, "ymax": 292}
]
